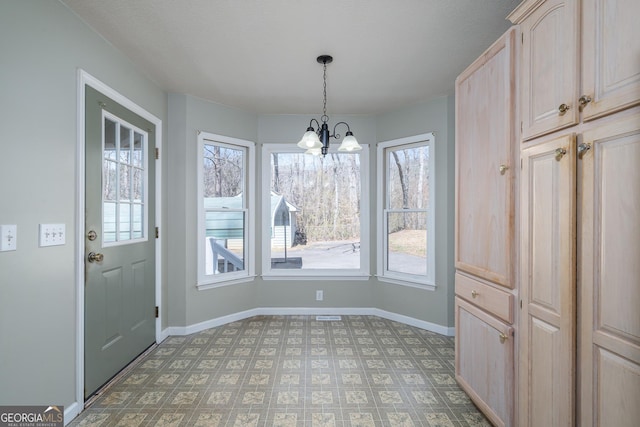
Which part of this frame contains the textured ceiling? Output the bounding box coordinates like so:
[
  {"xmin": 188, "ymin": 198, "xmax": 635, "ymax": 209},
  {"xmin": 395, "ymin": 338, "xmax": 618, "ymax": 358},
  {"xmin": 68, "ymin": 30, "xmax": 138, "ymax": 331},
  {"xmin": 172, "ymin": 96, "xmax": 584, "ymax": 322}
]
[{"xmin": 61, "ymin": 0, "xmax": 519, "ymax": 115}]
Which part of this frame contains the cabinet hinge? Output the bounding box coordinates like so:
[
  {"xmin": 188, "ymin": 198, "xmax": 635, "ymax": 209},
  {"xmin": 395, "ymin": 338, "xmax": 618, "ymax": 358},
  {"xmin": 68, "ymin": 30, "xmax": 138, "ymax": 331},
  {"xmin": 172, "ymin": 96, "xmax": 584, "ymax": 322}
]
[
  {"xmin": 521, "ymin": 158, "xmax": 523, "ymax": 169},
  {"xmin": 155, "ymin": 306, "xmax": 159, "ymax": 318},
  {"xmin": 521, "ymin": 33, "xmax": 524, "ymax": 44},
  {"xmin": 520, "ymin": 299, "xmax": 523, "ymax": 309},
  {"xmin": 155, "ymin": 227, "xmax": 159, "ymax": 239},
  {"xmin": 155, "ymin": 147, "xmax": 159, "ymax": 160}
]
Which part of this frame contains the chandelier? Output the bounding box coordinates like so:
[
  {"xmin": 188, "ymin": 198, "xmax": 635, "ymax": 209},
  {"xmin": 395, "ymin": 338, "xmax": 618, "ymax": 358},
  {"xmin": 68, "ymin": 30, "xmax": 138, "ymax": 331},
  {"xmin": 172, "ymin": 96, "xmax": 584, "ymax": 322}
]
[{"xmin": 297, "ymin": 55, "xmax": 362, "ymax": 156}]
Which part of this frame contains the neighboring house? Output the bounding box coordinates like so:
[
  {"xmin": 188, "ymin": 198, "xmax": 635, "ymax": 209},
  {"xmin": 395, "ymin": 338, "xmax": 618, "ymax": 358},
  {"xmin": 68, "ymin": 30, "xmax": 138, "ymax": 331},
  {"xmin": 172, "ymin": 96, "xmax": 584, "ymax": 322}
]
[{"xmin": 270, "ymin": 192, "xmax": 298, "ymax": 249}]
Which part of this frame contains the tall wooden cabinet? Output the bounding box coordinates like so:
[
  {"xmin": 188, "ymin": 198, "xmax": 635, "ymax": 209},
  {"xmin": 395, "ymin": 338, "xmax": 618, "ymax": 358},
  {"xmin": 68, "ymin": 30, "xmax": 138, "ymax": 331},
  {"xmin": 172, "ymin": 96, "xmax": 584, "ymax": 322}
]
[
  {"xmin": 454, "ymin": 27, "xmax": 518, "ymax": 427},
  {"xmin": 509, "ymin": 0, "xmax": 640, "ymax": 425}
]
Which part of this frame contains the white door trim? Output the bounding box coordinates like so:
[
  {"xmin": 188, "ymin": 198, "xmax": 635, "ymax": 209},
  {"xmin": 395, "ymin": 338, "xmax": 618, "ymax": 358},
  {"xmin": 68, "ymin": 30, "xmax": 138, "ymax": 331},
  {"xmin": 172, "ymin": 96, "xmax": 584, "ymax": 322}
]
[{"xmin": 74, "ymin": 69, "xmax": 162, "ymax": 417}]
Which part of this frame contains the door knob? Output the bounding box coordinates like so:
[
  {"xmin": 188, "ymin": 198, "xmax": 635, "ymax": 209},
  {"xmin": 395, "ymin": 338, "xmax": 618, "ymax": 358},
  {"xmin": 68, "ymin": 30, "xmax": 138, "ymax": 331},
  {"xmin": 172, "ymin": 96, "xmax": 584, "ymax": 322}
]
[
  {"xmin": 555, "ymin": 147, "xmax": 567, "ymax": 161},
  {"xmin": 471, "ymin": 290, "xmax": 479, "ymax": 298},
  {"xmin": 499, "ymin": 333, "xmax": 508, "ymax": 344},
  {"xmin": 499, "ymin": 165, "xmax": 509, "ymax": 175},
  {"xmin": 88, "ymin": 252, "xmax": 104, "ymax": 263}
]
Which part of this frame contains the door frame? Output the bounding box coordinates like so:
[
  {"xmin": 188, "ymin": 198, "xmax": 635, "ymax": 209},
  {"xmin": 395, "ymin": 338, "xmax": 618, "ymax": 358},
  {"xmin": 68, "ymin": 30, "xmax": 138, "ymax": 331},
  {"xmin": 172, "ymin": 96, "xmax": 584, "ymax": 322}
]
[{"xmin": 75, "ymin": 70, "xmax": 163, "ymax": 409}]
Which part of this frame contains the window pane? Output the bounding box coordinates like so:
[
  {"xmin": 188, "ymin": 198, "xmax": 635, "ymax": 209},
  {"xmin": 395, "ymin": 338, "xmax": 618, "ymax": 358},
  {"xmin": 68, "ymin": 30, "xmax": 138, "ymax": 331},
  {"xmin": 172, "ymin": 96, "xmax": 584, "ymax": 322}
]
[
  {"xmin": 120, "ymin": 125, "xmax": 131, "ymax": 164},
  {"xmin": 104, "ymin": 118, "xmax": 117, "ymax": 160},
  {"xmin": 269, "ymin": 152, "xmax": 361, "ymax": 270},
  {"xmin": 204, "ymin": 211, "xmax": 245, "ymax": 275},
  {"xmin": 386, "ymin": 211, "xmax": 427, "ymax": 276},
  {"xmin": 119, "ymin": 203, "xmax": 131, "ymax": 240},
  {"xmin": 387, "ymin": 145, "xmax": 429, "ymax": 210},
  {"xmin": 103, "ymin": 202, "xmax": 117, "ymax": 243},
  {"xmin": 119, "ymin": 165, "xmax": 131, "ymax": 201},
  {"xmin": 103, "ymin": 160, "xmax": 117, "ymax": 201},
  {"xmin": 132, "ymin": 167, "xmax": 142, "ymax": 201},
  {"xmin": 203, "ymin": 144, "xmax": 244, "ymax": 198},
  {"xmin": 132, "ymin": 204, "xmax": 143, "ymax": 239},
  {"xmin": 133, "ymin": 132, "xmax": 144, "ymax": 167},
  {"xmin": 201, "ymin": 139, "xmax": 248, "ymax": 279}
]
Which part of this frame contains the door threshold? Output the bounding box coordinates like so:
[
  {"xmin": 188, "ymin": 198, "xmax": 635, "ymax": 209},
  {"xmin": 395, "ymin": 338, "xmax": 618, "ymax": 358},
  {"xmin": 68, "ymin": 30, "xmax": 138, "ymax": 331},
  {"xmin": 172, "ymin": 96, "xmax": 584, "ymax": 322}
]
[{"xmin": 84, "ymin": 343, "xmax": 157, "ymax": 408}]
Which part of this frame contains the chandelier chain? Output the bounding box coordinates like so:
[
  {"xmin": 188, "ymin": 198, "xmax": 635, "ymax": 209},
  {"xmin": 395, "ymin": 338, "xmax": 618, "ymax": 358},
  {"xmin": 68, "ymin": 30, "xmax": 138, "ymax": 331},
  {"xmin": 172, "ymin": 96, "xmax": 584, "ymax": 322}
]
[{"xmin": 322, "ymin": 61, "xmax": 328, "ymax": 123}]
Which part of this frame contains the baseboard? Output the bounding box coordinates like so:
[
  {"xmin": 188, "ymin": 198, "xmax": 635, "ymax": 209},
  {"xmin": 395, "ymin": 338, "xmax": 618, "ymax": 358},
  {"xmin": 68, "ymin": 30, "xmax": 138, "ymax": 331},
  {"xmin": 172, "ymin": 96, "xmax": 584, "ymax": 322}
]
[
  {"xmin": 64, "ymin": 402, "xmax": 81, "ymax": 426},
  {"xmin": 162, "ymin": 307, "xmax": 454, "ymax": 337}
]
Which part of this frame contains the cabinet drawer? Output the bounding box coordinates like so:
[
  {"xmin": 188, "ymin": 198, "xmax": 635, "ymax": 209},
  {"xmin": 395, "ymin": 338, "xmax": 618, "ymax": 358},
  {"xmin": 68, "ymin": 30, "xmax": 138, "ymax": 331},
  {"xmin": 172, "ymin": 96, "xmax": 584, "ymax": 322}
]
[{"xmin": 455, "ymin": 272, "xmax": 513, "ymax": 323}]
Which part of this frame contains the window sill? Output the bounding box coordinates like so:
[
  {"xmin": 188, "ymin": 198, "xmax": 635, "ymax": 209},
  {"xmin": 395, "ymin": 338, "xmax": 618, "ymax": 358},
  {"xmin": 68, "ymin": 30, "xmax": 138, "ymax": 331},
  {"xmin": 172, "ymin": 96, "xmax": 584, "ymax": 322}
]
[
  {"xmin": 197, "ymin": 274, "xmax": 257, "ymax": 290},
  {"xmin": 262, "ymin": 273, "xmax": 371, "ymax": 281},
  {"xmin": 375, "ymin": 275, "xmax": 436, "ymax": 291}
]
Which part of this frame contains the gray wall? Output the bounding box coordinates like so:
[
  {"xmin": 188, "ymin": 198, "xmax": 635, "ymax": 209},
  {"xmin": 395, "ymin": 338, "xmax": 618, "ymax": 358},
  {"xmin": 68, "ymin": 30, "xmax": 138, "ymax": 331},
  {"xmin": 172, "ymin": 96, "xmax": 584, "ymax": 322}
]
[
  {"xmin": 0, "ymin": 0, "xmax": 167, "ymax": 408},
  {"xmin": 374, "ymin": 96, "xmax": 457, "ymax": 327},
  {"xmin": 0, "ymin": 0, "xmax": 456, "ymax": 413}
]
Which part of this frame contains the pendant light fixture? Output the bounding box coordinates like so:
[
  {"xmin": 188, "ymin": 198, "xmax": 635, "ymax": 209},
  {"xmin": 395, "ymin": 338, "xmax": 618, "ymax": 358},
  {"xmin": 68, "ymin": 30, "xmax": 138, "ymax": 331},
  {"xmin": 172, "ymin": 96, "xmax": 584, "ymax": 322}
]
[{"xmin": 297, "ymin": 55, "xmax": 362, "ymax": 156}]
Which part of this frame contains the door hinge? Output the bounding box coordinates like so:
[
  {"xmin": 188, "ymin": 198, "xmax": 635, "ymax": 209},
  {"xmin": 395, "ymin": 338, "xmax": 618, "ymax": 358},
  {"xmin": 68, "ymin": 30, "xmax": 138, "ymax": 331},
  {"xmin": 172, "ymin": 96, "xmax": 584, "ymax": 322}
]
[
  {"xmin": 155, "ymin": 227, "xmax": 159, "ymax": 239},
  {"xmin": 155, "ymin": 147, "xmax": 159, "ymax": 160},
  {"xmin": 155, "ymin": 306, "xmax": 159, "ymax": 318}
]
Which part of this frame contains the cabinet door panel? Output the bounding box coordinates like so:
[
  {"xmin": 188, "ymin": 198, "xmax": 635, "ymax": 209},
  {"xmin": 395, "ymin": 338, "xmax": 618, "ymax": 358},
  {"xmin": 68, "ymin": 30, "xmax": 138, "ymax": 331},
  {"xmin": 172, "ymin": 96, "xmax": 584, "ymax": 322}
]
[
  {"xmin": 520, "ymin": 134, "xmax": 576, "ymax": 426},
  {"xmin": 455, "ymin": 297, "xmax": 513, "ymax": 427},
  {"xmin": 455, "ymin": 27, "xmax": 517, "ymax": 288},
  {"xmin": 521, "ymin": 0, "xmax": 579, "ymax": 140},
  {"xmin": 582, "ymin": 0, "xmax": 640, "ymax": 120},
  {"xmin": 580, "ymin": 115, "xmax": 640, "ymax": 427}
]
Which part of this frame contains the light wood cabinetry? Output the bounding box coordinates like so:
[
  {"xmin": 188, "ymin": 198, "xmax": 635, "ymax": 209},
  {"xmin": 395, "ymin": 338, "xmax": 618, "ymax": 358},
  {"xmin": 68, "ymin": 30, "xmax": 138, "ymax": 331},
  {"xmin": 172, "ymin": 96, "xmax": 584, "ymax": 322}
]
[
  {"xmin": 511, "ymin": 0, "xmax": 640, "ymax": 141},
  {"xmin": 509, "ymin": 0, "xmax": 640, "ymax": 426},
  {"xmin": 519, "ymin": 134, "xmax": 576, "ymax": 426},
  {"xmin": 579, "ymin": 115, "xmax": 640, "ymax": 427},
  {"xmin": 455, "ymin": 297, "xmax": 514, "ymax": 427},
  {"xmin": 454, "ymin": 26, "xmax": 518, "ymax": 427}
]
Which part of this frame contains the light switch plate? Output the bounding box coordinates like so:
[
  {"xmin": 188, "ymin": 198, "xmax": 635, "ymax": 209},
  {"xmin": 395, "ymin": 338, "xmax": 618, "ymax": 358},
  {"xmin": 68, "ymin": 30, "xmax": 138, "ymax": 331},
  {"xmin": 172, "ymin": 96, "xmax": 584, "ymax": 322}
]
[
  {"xmin": 39, "ymin": 223, "xmax": 66, "ymax": 247},
  {"xmin": 0, "ymin": 225, "xmax": 17, "ymax": 251}
]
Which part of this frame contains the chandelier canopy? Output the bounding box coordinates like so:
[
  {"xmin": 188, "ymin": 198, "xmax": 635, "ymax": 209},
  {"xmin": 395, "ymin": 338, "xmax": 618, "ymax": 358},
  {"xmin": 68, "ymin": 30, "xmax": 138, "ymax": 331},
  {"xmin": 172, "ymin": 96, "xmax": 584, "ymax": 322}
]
[{"xmin": 297, "ymin": 55, "xmax": 362, "ymax": 156}]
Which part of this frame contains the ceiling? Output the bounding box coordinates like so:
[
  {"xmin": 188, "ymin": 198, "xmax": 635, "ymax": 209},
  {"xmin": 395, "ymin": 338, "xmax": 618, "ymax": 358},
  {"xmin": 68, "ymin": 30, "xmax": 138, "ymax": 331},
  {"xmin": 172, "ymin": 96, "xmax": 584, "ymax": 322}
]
[{"xmin": 61, "ymin": 0, "xmax": 519, "ymax": 115}]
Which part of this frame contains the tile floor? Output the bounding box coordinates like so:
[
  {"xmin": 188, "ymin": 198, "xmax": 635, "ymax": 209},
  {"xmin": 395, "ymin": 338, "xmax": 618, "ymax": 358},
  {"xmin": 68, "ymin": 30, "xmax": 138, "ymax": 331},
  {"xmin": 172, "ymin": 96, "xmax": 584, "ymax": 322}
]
[{"xmin": 69, "ymin": 315, "xmax": 490, "ymax": 426}]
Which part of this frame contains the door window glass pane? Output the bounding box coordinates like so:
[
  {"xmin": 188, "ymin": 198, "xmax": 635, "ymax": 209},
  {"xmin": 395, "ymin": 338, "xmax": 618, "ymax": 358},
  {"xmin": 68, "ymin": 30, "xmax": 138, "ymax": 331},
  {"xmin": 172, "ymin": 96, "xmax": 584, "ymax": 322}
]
[{"xmin": 102, "ymin": 113, "xmax": 147, "ymax": 245}]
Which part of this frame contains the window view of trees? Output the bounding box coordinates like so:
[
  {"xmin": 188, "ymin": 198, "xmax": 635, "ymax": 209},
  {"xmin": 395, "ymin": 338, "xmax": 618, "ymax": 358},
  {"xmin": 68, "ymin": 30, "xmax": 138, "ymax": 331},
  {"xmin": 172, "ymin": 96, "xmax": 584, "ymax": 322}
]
[
  {"xmin": 268, "ymin": 151, "xmax": 362, "ymax": 270},
  {"xmin": 384, "ymin": 143, "xmax": 430, "ymax": 278}
]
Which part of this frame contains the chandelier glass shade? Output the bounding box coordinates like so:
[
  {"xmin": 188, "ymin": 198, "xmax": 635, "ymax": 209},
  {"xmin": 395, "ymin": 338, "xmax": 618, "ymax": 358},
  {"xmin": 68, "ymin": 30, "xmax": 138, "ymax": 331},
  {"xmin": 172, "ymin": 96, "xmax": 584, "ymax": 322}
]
[{"xmin": 297, "ymin": 55, "xmax": 362, "ymax": 156}]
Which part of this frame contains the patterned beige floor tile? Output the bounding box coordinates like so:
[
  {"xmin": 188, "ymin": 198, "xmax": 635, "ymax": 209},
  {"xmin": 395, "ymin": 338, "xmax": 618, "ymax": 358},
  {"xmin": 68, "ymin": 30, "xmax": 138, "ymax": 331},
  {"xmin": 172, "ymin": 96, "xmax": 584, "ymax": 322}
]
[
  {"xmin": 115, "ymin": 412, "xmax": 147, "ymax": 427},
  {"xmin": 386, "ymin": 412, "xmax": 415, "ymax": 427},
  {"xmin": 69, "ymin": 316, "xmax": 490, "ymax": 427}
]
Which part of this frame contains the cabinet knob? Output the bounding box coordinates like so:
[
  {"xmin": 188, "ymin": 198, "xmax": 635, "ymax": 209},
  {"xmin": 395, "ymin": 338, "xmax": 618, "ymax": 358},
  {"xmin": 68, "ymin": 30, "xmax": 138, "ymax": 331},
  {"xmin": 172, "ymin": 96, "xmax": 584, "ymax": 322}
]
[
  {"xmin": 558, "ymin": 103, "xmax": 570, "ymax": 115},
  {"xmin": 499, "ymin": 333, "xmax": 508, "ymax": 344},
  {"xmin": 555, "ymin": 147, "xmax": 567, "ymax": 161},
  {"xmin": 578, "ymin": 142, "xmax": 591, "ymax": 158},
  {"xmin": 471, "ymin": 290, "xmax": 479, "ymax": 298},
  {"xmin": 578, "ymin": 95, "xmax": 592, "ymax": 109},
  {"xmin": 499, "ymin": 164, "xmax": 509, "ymax": 175}
]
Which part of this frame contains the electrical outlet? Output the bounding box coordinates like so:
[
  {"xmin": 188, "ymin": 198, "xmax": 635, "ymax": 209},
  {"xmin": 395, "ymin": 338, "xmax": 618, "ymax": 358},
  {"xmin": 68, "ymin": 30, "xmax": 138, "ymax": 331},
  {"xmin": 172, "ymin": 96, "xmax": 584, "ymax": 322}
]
[
  {"xmin": 39, "ymin": 223, "xmax": 66, "ymax": 247},
  {"xmin": 316, "ymin": 290, "xmax": 324, "ymax": 301},
  {"xmin": 0, "ymin": 225, "xmax": 17, "ymax": 251}
]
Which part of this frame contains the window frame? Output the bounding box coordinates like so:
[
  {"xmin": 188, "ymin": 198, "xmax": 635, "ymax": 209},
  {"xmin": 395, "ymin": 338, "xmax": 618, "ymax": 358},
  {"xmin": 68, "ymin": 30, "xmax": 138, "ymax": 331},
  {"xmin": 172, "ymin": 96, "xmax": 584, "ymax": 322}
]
[
  {"xmin": 261, "ymin": 143, "xmax": 370, "ymax": 280},
  {"xmin": 197, "ymin": 131, "xmax": 255, "ymax": 289},
  {"xmin": 376, "ymin": 133, "xmax": 436, "ymax": 289}
]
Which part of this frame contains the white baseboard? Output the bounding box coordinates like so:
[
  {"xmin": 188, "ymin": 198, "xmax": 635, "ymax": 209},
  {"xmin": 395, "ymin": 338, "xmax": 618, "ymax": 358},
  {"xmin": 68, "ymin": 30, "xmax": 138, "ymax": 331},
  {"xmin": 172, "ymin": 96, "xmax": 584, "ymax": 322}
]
[
  {"xmin": 64, "ymin": 402, "xmax": 81, "ymax": 426},
  {"xmin": 162, "ymin": 307, "xmax": 454, "ymax": 337}
]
